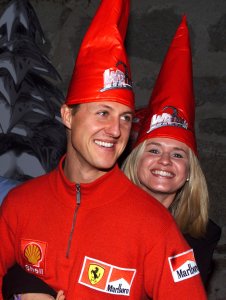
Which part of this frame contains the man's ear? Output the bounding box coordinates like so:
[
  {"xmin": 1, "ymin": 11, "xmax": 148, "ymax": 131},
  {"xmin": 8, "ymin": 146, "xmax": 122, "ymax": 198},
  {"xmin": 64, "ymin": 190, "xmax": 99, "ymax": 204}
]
[{"xmin": 61, "ymin": 104, "xmax": 72, "ymax": 129}]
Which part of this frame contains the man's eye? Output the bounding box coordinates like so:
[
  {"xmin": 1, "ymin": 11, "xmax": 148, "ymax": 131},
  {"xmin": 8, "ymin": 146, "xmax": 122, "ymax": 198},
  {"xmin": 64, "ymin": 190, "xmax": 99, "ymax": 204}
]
[
  {"xmin": 98, "ymin": 111, "xmax": 108, "ymax": 116},
  {"xmin": 121, "ymin": 115, "xmax": 132, "ymax": 122}
]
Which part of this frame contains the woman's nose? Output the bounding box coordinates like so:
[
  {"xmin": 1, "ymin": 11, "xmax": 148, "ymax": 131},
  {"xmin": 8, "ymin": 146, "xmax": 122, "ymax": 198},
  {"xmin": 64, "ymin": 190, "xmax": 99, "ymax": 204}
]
[{"xmin": 158, "ymin": 152, "xmax": 172, "ymax": 165}]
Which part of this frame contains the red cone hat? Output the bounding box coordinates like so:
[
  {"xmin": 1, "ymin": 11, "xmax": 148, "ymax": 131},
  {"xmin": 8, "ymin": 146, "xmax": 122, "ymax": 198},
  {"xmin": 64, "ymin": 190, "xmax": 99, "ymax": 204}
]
[
  {"xmin": 65, "ymin": 0, "xmax": 134, "ymax": 110},
  {"xmin": 135, "ymin": 16, "xmax": 197, "ymax": 155},
  {"xmin": 130, "ymin": 106, "xmax": 148, "ymax": 147}
]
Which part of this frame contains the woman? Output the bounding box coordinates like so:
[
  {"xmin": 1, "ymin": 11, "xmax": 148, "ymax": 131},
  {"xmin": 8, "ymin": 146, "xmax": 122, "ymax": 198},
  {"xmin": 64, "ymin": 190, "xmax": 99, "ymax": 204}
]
[
  {"xmin": 122, "ymin": 16, "xmax": 221, "ymax": 286},
  {"xmin": 122, "ymin": 135, "xmax": 220, "ymax": 285}
]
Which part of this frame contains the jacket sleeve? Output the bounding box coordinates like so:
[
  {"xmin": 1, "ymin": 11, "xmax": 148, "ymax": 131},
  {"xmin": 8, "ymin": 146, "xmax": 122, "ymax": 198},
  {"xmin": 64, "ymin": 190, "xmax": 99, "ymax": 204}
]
[
  {"xmin": 0, "ymin": 196, "xmax": 17, "ymax": 300},
  {"xmin": 144, "ymin": 221, "xmax": 207, "ymax": 299}
]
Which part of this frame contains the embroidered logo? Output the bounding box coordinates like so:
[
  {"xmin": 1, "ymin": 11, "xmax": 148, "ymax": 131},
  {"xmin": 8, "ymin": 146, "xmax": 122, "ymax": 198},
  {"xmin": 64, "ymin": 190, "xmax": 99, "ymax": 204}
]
[
  {"xmin": 88, "ymin": 264, "xmax": 105, "ymax": 285},
  {"xmin": 147, "ymin": 106, "xmax": 188, "ymax": 133},
  {"xmin": 79, "ymin": 256, "xmax": 136, "ymax": 296},
  {"xmin": 24, "ymin": 243, "xmax": 42, "ymax": 265},
  {"xmin": 21, "ymin": 239, "xmax": 47, "ymax": 276},
  {"xmin": 100, "ymin": 61, "xmax": 132, "ymax": 92},
  {"xmin": 168, "ymin": 249, "xmax": 199, "ymax": 282}
]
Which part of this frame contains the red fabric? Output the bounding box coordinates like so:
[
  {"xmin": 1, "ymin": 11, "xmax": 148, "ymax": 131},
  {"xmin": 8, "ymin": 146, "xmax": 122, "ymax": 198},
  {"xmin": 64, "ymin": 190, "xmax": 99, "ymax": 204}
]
[
  {"xmin": 66, "ymin": 0, "xmax": 134, "ymax": 110},
  {"xmin": 135, "ymin": 16, "xmax": 197, "ymax": 154},
  {"xmin": 130, "ymin": 106, "xmax": 148, "ymax": 147},
  {"xmin": 0, "ymin": 158, "xmax": 206, "ymax": 299}
]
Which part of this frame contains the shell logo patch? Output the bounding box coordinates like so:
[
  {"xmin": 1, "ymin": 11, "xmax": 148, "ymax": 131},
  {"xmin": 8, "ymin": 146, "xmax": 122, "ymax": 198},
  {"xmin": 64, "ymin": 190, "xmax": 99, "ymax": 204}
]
[
  {"xmin": 79, "ymin": 256, "xmax": 136, "ymax": 296},
  {"xmin": 24, "ymin": 243, "xmax": 42, "ymax": 265},
  {"xmin": 168, "ymin": 249, "xmax": 199, "ymax": 282},
  {"xmin": 21, "ymin": 239, "xmax": 47, "ymax": 276}
]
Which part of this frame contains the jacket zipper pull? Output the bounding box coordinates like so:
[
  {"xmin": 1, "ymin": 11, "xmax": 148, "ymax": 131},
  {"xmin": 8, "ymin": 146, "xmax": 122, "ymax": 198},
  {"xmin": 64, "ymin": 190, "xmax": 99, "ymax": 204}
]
[{"xmin": 76, "ymin": 183, "xmax": 81, "ymax": 205}]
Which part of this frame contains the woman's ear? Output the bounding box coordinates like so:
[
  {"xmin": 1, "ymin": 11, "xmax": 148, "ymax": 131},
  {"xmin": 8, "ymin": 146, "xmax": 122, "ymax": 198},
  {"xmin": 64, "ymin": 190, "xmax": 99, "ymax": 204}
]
[{"xmin": 61, "ymin": 104, "xmax": 72, "ymax": 129}]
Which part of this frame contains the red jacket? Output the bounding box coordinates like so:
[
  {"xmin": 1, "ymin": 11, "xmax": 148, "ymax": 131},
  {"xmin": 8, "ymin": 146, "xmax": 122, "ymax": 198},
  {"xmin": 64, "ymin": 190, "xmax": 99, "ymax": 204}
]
[{"xmin": 0, "ymin": 157, "xmax": 206, "ymax": 299}]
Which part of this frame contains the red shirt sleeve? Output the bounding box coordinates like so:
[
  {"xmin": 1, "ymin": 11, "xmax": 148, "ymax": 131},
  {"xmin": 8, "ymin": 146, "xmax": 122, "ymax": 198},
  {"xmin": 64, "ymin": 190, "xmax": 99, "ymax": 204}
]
[{"xmin": 144, "ymin": 222, "xmax": 207, "ymax": 299}]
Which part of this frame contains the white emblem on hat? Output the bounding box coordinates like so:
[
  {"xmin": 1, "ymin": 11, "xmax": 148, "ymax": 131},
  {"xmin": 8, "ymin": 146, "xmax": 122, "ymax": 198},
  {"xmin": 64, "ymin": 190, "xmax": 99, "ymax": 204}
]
[
  {"xmin": 100, "ymin": 68, "xmax": 132, "ymax": 92},
  {"xmin": 147, "ymin": 106, "xmax": 188, "ymax": 133}
]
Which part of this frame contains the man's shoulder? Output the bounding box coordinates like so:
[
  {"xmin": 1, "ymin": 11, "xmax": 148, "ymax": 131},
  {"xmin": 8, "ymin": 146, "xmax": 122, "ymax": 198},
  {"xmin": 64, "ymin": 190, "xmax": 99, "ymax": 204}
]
[
  {"xmin": 120, "ymin": 171, "xmax": 162, "ymax": 201},
  {"xmin": 5, "ymin": 170, "xmax": 55, "ymax": 202},
  {"xmin": 0, "ymin": 177, "xmax": 21, "ymax": 204},
  {"xmin": 119, "ymin": 171, "xmax": 174, "ymax": 220}
]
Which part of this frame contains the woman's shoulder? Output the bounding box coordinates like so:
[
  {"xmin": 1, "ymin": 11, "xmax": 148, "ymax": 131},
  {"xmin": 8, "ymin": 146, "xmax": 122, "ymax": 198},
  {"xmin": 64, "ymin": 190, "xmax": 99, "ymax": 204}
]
[
  {"xmin": 205, "ymin": 219, "xmax": 222, "ymax": 242},
  {"xmin": 184, "ymin": 219, "xmax": 221, "ymax": 247}
]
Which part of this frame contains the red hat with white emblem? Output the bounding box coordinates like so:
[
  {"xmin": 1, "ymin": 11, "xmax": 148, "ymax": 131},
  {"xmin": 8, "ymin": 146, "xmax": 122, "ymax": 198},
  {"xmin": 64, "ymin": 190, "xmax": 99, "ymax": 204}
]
[
  {"xmin": 65, "ymin": 0, "xmax": 134, "ymax": 110},
  {"xmin": 135, "ymin": 16, "xmax": 197, "ymax": 155}
]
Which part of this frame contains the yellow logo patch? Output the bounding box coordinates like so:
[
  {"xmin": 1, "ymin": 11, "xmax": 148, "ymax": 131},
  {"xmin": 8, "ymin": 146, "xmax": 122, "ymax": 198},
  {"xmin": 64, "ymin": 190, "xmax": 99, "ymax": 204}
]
[
  {"xmin": 88, "ymin": 264, "xmax": 105, "ymax": 285},
  {"xmin": 24, "ymin": 243, "xmax": 42, "ymax": 265}
]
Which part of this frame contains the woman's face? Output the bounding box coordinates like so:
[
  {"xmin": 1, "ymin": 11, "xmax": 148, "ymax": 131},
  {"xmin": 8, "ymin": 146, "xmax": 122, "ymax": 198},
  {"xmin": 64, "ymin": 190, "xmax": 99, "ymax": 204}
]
[{"xmin": 137, "ymin": 137, "xmax": 190, "ymax": 206}]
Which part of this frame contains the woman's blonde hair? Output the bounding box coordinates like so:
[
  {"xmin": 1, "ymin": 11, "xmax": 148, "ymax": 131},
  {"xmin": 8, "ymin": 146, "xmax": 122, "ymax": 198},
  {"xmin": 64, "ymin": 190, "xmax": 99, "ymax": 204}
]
[{"xmin": 121, "ymin": 140, "xmax": 209, "ymax": 238}]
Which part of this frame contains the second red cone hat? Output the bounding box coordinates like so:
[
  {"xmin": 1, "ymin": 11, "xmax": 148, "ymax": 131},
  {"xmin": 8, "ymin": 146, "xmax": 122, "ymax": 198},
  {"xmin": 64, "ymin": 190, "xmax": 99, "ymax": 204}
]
[
  {"xmin": 65, "ymin": 0, "xmax": 134, "ymax": 110},
  {"xmin": 135, "ymin": 16, "xmax": 197, "ymax": 155}
]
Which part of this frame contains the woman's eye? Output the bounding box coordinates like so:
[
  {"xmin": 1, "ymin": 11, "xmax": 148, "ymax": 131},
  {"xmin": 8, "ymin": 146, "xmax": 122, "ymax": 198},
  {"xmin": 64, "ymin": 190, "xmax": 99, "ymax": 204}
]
[{"xmin": 149, "ymin": 149, "xmax": 159, "ymax": 154}]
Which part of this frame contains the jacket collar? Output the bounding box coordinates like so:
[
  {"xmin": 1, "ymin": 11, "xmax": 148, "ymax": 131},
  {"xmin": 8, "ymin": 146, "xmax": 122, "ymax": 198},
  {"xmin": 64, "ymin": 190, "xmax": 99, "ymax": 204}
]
[{"xmin": 51, "ymin": 155, "xmax": 130, "ymax": 209}]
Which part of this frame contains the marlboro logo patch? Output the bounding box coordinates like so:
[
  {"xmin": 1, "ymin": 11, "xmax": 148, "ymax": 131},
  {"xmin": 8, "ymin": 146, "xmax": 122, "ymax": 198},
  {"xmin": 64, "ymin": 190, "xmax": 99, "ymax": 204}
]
[
  {"xmin": 168, "ymin": 249, "xmax": 199, "ymax": 282},
  {"xmin": 79, "ymin": 256, "xmax": 136, "ymax": 296}
]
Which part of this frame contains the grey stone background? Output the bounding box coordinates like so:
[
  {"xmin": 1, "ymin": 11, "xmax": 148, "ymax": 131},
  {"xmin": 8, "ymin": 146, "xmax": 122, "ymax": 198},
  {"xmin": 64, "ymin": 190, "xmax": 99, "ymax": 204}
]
[{"xmin": 0, "ymin": 0, "xmax": 225, "ymax": 298}]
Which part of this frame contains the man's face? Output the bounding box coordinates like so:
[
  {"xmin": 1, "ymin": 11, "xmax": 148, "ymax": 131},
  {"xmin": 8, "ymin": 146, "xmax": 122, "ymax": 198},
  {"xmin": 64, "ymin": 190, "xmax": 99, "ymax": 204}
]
[{"xmin": 61, "ymin": 101, "xmax": 133, "ymax": 175}]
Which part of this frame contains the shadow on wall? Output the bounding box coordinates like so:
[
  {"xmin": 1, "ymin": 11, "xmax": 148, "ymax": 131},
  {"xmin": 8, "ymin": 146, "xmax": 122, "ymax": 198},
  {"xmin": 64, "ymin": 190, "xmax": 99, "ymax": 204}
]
[{"xmin": 0, "ymin": 0, "xmax": 66, "ymax": 181}]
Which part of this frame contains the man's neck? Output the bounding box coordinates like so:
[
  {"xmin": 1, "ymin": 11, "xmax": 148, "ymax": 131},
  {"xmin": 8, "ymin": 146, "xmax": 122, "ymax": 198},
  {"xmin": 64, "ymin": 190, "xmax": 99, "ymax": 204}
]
[{"xmin": 63, "ymin": 154, "xmax": 107, "ymax": 184}]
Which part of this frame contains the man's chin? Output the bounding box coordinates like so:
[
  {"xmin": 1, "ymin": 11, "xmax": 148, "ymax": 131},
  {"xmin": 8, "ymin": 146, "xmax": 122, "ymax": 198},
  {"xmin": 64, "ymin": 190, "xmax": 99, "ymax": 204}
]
[{"xmin": 96, "ymin": 161, "xmax": 117, "ymax": 172}]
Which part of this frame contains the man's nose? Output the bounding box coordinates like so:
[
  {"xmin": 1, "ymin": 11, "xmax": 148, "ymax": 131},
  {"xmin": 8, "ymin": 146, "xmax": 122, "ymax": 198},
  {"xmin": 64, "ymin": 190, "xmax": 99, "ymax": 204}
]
[{"xmin": 105, "ymin": 118, "xmax": 121, "ymax": 138}]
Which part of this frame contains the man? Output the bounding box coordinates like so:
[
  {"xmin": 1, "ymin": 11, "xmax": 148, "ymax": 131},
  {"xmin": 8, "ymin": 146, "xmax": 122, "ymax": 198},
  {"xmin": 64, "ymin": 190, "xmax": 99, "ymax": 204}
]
[{"xmin": 0, "ymin": 0, "xmax": 207, "ymax": 299}]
